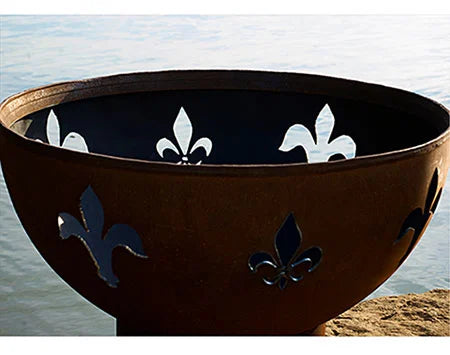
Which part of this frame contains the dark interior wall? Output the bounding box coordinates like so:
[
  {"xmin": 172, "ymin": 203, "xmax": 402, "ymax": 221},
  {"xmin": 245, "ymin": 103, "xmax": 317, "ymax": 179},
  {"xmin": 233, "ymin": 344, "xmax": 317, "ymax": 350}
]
[{"xmin": 11, "ymin": 89, "xmax": 447, "ymax": 164}]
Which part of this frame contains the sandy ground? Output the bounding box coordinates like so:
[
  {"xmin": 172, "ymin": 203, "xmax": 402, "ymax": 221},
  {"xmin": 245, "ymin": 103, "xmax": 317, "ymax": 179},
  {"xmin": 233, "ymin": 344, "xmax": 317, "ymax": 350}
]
[{"xmin": 325, "ymin": 289, "xmax": 449, "ymax": 336}]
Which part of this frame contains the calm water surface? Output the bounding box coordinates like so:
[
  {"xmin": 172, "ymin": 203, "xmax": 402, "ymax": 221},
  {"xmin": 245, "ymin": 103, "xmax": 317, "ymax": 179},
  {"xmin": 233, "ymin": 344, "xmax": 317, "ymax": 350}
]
[{"xmin": 0, "ymin": 15, "xmax": 449, "ymax": 335}]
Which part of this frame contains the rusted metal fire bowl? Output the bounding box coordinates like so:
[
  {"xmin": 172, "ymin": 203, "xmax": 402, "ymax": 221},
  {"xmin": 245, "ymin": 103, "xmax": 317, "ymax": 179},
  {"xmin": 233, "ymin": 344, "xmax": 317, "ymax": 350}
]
[{"xmin": 0, "ymin": 70, "xmax": 448, "ymax": 335}]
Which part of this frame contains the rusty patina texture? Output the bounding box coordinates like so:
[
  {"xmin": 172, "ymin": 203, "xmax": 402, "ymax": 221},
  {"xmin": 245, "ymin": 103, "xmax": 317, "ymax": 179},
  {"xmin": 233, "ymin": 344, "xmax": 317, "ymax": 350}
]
[{"xmin": 0, "ymin": 70, "xmax": 448, "ymax": 335}]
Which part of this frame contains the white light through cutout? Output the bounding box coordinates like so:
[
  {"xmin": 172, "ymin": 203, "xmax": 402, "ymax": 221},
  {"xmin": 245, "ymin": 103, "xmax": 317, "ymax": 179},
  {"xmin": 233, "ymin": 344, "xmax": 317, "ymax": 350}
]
[
  {"xmin": 156, "ymin": 107, "xmax": 212, "ymax": 165},
  {"xmin": 279, "ymin": 104, "xmax": 356, "ymax": 163},
  {"xmin": 36, "ymin": 109, "xmax": 89, "ymax": 153}
]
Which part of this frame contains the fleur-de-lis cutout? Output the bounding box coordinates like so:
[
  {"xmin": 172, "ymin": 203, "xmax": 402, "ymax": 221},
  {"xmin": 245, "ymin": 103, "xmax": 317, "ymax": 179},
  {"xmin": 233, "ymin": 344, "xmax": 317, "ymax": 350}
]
[
  {"xmin": 57, "ymin": 186, "xmax": 148, "ymax": 287},
  {"xmin": 156, "ymin": 107, "xmax": 212, "ymax": 165},
  {"xmin": 36, "ymin": 109, "xmax": 89, "ymax": 153},
  {"xmin": 248, "ymin": 214, "xmax": 322, "ymax": 290},
  {"xmin": 395, "ymin": 168, "xmax": 442, "ymax": 266},
  {"xmin": 279, "ymin": 104, "xmax": 356, "ymax": 163}
]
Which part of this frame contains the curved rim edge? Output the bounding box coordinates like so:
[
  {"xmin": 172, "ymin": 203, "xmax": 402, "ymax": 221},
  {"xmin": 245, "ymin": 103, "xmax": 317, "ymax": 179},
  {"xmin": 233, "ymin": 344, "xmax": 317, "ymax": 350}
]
[{"xmin": 0, "ymin": 69, "xmax": 449, "ymax": 177}]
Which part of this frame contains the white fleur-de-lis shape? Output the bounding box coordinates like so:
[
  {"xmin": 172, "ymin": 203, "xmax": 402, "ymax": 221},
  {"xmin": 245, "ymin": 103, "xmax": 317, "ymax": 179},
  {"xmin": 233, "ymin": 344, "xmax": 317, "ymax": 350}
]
[
  {"xmin": 36, "ymin": 109, "xmax": 89, "ymax": 153},
  {"xmin": 156, "ymin": 107, "xmax": 212, "ymax": 165},
  {"xmin": 279, "ymin": 104, "xmax": 356, "ymax": 163}
]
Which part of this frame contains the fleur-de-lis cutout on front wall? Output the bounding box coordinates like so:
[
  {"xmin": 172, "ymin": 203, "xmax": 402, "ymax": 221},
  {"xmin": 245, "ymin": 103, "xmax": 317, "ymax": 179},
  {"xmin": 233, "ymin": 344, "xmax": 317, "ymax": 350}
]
[
  {"xmin": 36, "ymin": 109, "xmax": 89, "ymax": 153},
  {"xmin": 248, "ymin": 214, "xmax": 323, "ymax": 290},
  {"xmin": 279, "ymin": 104, "xmax": 356, "ymax": 163},
  {"xmin": 395, "ymin": 168, "xmax": 442, "ymax": 266},
  {"xmin": 57, "ymin": 186, "xmax": 148, "ymax": 287},
  {"xmin": 156, "ymin": 107, "xmax": 212, "ymax": 165}
]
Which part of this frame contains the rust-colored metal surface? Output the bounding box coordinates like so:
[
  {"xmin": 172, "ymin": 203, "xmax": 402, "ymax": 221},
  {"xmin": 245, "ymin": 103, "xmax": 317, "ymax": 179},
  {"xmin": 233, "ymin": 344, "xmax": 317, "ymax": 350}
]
[{"xmin": 0, "ymin": 70, "xmax": 448, "ymax": 335}]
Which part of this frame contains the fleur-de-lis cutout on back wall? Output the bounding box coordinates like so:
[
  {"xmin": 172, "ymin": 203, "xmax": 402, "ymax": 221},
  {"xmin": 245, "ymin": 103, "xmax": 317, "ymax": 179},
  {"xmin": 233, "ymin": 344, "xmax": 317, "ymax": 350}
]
[
  {"xmin": 57, "ymin": 186, "xmax": 148, "ymax": 287},
  {"xmin": 279, "ymin": 104, "xmax": 356, "ymax": 163},
  {"xmin": 156, "ymin": 107, "xmax": 212, "ymax": 165},
  {"xmin": 36, "ymin": 109, "xmax": 89, "ymax": 153}
]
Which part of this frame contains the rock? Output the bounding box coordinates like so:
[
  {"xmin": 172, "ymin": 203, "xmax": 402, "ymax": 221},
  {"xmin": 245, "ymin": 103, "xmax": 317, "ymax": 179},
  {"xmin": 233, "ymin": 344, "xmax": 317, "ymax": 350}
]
[{"xmin": 325, "ymin": 289, "xmax": 449, "ymax": 336}]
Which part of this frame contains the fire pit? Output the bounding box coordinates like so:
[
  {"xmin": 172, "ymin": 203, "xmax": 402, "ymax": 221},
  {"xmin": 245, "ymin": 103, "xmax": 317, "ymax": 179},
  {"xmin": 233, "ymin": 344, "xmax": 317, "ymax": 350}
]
[{"xmin": 0, "ymin": 70, "xmax": 448, "ymax": 335}]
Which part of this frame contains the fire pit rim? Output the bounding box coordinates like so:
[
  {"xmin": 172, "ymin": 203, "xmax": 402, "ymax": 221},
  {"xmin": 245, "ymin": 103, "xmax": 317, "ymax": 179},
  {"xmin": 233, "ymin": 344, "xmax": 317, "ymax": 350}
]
[{"xmin": 0, "ymin": 69, "xmax": 448, "ymax": 177}]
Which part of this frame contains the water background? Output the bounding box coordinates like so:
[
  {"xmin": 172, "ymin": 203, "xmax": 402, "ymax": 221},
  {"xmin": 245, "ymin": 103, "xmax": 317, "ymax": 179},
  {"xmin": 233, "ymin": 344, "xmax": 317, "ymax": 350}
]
[{"xmin": 0, "ymin": 15, "xmax": 449, "ymax": 335}]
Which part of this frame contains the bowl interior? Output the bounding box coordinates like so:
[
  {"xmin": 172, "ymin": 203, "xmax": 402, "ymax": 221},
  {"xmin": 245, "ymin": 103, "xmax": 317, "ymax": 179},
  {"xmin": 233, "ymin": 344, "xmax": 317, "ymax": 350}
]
[{"xmin": 7, "ymin": 72, "xmax": 449, "ymax": 165}]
